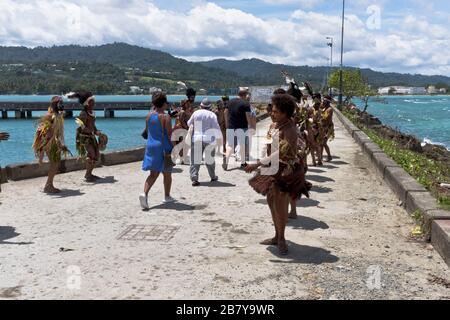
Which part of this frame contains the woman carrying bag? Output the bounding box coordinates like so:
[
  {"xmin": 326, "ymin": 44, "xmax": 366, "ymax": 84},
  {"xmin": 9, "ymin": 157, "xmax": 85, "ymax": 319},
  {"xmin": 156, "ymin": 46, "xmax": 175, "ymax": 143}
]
[{"xmin": 140, "ymin": 92, "xmax": 176, "ymax": 210}]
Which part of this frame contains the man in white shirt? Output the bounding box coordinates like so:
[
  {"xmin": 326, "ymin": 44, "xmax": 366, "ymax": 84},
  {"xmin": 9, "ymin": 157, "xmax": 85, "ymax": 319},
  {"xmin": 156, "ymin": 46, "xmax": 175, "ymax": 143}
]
[{"xmin": 187, "ymin": 98, "xmax": 223, "ymax": 186}]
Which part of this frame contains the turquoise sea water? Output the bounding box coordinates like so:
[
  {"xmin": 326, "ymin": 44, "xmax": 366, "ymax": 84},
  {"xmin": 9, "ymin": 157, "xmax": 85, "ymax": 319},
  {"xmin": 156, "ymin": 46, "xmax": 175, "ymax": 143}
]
[
  {"xmin": 1, "ymin": 95, "xmax": 449, "ymax": 166},
  {"xmin": 0, "ymin": 95, "xmax": 226, "ymax": 166},
  {"xmin": 353, "ymin": 96, "xmax": 450, "ymax": 150},
  {"xmin": 0, "ymin": 95, "xmax": 224, "ymax": 103}
]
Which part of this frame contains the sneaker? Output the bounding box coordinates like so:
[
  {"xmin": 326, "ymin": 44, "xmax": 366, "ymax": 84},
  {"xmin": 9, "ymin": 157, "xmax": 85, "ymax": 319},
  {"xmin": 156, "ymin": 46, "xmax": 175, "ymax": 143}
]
[
  {"xmin": 163, "ymin": 196, "xmax": 177, "ymax": 204},
  {"xmin": 139, "ymin": 194, "xmax": 149, "ymax": 210},
  {"xmin": 192, "ymin": 181, "xmax": 201, "ymax": 187},
  {"xmin": 222, "ymin": 163, "xmax": 228, "ymax": 171},
  {"xmin": 210, "ymin": 176, "xmax": 219, "ymax": 182}
]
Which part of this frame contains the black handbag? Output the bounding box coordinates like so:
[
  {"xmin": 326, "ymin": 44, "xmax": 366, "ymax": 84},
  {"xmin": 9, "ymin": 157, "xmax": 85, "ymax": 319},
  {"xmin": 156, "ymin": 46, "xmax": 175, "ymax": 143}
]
[
  {"xmin": 142, "ymin": 128, "xmax": 148, "ymax": 140},
  {"xmin": 160, "ymin": 115, "xmax": 176, "ymax": 168}
]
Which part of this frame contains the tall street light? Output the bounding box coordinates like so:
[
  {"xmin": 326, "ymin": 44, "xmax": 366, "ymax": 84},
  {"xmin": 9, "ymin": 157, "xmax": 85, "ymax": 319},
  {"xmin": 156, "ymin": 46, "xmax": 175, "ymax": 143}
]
[
  {"xmin": 326, "ymin": 36, "xmax": 334, "ymax": 95},
  {"xmin": 338, "ymin": 0, "xmax": 345, "ymax": 108}
]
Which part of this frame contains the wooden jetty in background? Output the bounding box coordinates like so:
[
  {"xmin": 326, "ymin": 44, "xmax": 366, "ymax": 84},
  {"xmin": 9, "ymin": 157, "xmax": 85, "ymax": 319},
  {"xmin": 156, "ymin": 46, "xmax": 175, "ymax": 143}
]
[{"xmin": 0, "ymin": 101, "xmax": 153, "ymax": 119}]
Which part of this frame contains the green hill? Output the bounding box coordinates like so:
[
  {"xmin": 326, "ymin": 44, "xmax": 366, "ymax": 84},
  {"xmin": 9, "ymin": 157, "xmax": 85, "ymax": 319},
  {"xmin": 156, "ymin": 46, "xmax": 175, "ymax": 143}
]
[
  {"xmin": 201, "ymin": 59, "xmax": 450, "ymax": 89},
  {"xmin": 0, "ymin": 43, "xmax": 449, "ymax": 94}
]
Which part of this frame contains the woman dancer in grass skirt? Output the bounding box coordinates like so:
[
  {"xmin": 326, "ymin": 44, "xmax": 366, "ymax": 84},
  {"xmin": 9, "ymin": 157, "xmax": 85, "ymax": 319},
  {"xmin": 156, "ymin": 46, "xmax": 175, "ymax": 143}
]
[
  {"xmin": 246, "ymin": 94, "xmax": 310, "ymax": 255},
  {"xmin": 320, "ymin": 95, "xmax": 335, "ymax": 162},
  {"xmin": 32, "ymin": 96, "xmax": 71, "ymax": 193}
]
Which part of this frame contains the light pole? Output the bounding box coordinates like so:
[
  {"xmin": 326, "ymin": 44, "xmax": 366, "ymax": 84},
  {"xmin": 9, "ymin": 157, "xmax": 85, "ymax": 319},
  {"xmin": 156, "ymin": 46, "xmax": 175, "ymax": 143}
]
[
  {"xmin": 338, "ymin": 0, "xmax": 345, "ymax": 108},
  {"xmin": 326, "ymin": 36, "xmax": 334, "ymax": 95}
]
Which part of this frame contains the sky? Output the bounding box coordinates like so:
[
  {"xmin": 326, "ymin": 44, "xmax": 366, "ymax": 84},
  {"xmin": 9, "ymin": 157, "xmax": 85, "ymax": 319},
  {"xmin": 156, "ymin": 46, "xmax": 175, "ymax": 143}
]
[{"xmin": 0, "ymin": 0, "xmax": 449, "ymax": 76}]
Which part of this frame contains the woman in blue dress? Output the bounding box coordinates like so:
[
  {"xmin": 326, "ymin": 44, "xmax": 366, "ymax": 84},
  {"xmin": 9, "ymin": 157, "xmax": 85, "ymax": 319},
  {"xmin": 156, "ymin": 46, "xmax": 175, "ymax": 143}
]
[{"xmin": 140, "ymin": 92, "xmax": 175, "ymax": 210}]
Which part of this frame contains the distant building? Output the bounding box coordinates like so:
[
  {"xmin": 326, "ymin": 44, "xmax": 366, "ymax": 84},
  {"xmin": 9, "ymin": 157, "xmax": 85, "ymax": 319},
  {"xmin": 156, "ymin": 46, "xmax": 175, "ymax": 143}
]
[
  {"xmin": 149, "ymin": 87, "xmax": 162, "ymax": 93},
  {"xmin": 249, "ymin": 86, "xmax": 288, "ymax": 103},
  {"xmin": 428, "ymin": 86, "xmax": 438, "ymax": 94},
  {"xmin": 378, "ymin": 86, "xmax": 426, "ymax": 95},
  {"xmin": 439, "ymin": 88, "xmax": 447, "ymax": 94},
  {"xmin": 130, "ymin": 86, "xmax": 144, "ymax": 94},
  {"xmin": 330, "ymin": 88, "xmax": 340, "ymax": 95},
  {"xmin": 378, "ymin": 87, "xmax": 392, "ymax": 95},
  {"xmin": 410, "ymin": 87, "xmax": 427, "ymax": 95}
]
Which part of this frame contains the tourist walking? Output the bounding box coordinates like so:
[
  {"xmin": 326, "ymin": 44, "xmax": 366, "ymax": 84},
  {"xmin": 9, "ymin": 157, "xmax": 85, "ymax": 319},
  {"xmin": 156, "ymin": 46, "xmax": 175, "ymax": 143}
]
[
  {"xmin": 188, "ymin": 98, "xmax": 222, "ymax": 187},
  {"xmin": 32, "ymin": 96, "xmax": 71, "ymax": 193},
  {"xmin": 246, "ymin": 94, "xmax": 310, "ymax": 255},
  {"xmin": 140, "ymin": 91, "xmax": 176, "ymax": 210},
  {"xmin": 223, "ymin": 87, "xmax": 253, "ymax": 170}
]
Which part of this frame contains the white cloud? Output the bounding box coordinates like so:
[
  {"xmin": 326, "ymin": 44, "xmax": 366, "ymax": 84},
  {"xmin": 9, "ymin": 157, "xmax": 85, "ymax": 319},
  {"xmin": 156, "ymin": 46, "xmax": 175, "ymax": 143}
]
[
  {"xmin": 264, "ymin": 0, "xmax": 323, "ymax": 9},
  {"xmin": 0, "ymin": 0, "xmax": 448, "ymax": 76}
]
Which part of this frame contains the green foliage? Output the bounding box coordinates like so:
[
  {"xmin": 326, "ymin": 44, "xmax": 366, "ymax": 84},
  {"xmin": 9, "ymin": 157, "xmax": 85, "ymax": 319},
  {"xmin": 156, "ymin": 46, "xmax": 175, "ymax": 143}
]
[
  {"xmin": 343, "ymin": 109, "xmax": 450, "ymax": 211},
  {"xmin": 1, "ymin": 43, "xmax": 450, "ymax": 94},
  {"xmin": 329, "ymin": 69, "xmax": 377, "ymax": 102},
  {"xmin": 439, "ymin": 196, "xmax": 450, "ymax": 211}
]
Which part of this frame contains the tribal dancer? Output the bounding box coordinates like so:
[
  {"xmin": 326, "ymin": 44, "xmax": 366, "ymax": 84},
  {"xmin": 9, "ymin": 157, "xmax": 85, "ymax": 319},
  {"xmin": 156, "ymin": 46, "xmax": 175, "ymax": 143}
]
[
  {"xmin": 215, "ymin": 96, "xmax": 229, "ymax": 153},
  {"xmin": 320, "ymin": 95, "xmax": 335, "ymax": 162},
  {"xmin": 32, "ymin": 96, "xmax": 71, "ymax": 193},
  {"xmin": 174, "ymin": 91, "xmax": 195, "ymax": 164},
  {"xmin": 286, "ymin": 80, "xmax": 312, "ymax": 218},
  {"xmin": 246, "ymin": 94, "xmax": 310, "ymax": 255},
  {"xmin": 311, "ymin": 93, "xmax": 324, "ymax": 166},
  {"xmin": 70, "ymin": 92, "xmax": 104, "ymax": 182}
]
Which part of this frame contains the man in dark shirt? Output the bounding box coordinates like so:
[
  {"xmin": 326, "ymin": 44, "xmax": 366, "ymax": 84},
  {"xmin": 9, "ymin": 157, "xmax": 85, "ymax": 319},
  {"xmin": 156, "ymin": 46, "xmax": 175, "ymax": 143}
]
[{"xmin": 223, "ymin": 87, "xmax": 252, "ymax": 170}]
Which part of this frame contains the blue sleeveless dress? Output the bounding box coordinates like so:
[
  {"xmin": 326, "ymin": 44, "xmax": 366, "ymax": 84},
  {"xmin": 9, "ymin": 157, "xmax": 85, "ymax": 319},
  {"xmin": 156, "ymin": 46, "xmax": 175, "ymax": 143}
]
[{"xmin": 142, "ymin": 113, "xmax": 173, "ymax": 172}]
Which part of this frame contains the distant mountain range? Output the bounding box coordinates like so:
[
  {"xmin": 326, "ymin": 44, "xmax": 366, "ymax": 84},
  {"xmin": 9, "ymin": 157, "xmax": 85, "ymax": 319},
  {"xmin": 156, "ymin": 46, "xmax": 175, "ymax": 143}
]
[{"xmin": 0, "ymin": 43, "xmax": 449, "ymax": 95}]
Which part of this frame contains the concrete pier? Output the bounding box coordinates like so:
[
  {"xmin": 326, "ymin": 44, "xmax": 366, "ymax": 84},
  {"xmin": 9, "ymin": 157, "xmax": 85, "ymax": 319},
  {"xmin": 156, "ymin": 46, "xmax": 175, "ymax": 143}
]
[
  {"xmin": 0, "ymin": 117, "xmax": 448, "ymax": 299},
  {"xmin": 14, "ymin": 110, "xmax": 26, "ymax": 119},
  {"xmin": 104, "ymin": 109, "xmax": 115, "ymax": 118},
  {"xmin": 26, "ymin": 110, "xmax": 32, "ymax": 118},
  {"xmin": 64, "ymin": 110, "xmax": 74, "ymax": 118},
  {"xmin": 1, "ymin": 110, "xmax": 7, "ymax": 119}
]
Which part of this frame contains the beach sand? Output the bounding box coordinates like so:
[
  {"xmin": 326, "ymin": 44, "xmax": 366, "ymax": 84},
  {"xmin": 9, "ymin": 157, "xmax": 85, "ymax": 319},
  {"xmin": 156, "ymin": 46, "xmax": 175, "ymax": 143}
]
[{"xmin": 0, "ymin": 117, "xmax": 449, "ymax": 300}]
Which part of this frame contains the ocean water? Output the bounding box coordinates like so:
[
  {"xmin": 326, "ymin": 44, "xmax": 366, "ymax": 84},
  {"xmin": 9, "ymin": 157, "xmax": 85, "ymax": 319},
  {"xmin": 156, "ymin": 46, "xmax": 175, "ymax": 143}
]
[
  {"xmin": 1, "ymin": 95, "xmax": 449, "ymax": 166},
  {"xmin": 353, "ymin": 95, "xmax": 450, "ymax": 150},
  {"xmin": 0, "ymin": 95, "xmax": 225, "ymax": 103},
  {"xmin": 0, "ymin": 95, "xmax": 226, "ymax": 166}
]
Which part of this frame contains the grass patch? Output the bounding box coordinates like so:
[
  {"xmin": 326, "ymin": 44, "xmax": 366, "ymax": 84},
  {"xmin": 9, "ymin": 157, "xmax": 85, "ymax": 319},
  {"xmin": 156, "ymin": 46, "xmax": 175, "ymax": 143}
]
[{"xmin": 343, "ymin": 110, "xmax": 450, "ymax": 212}]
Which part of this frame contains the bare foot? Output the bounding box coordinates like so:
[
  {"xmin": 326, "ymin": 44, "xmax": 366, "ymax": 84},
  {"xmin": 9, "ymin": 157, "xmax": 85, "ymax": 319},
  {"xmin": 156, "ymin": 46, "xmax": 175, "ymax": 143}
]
[
  {"xmin": 44, "ymin": 186, "xmax": 61, "ymax": 194},
  {"xmin": 289, "ymin": 212, "xmax": 298, "ymax": 219},
  {"xmin": 278, "ymin": 241, "xmax": 289, "ymax": 255},
  {"xmin": 260, "ymin": 238, "xmax": 278, "ymax": 245},
  {"xmin": 85, "ymin": 175, "xmax": 101, "ymax": 182}
]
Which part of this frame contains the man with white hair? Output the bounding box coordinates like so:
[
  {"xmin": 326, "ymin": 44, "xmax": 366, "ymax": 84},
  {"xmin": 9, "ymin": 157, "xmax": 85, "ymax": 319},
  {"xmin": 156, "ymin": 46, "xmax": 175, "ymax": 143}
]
[
  {"xmin": 187, "ymin": 98, "xmax": 222, "ymax": 187},
  {"xmin": 223, "ymin": 87, "xmax": 253, "ymax": 171}
]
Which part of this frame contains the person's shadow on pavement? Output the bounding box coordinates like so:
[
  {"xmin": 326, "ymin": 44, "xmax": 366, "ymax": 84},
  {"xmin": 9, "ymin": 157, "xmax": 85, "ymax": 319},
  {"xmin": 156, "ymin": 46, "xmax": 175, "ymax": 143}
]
[
  {"xmin": 267, "ymin": 242, "xmax": 339, "ymax": 265},
  {"xmin": 0, "ymin": 226, "xmax": 33, "ymax": 245}
]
